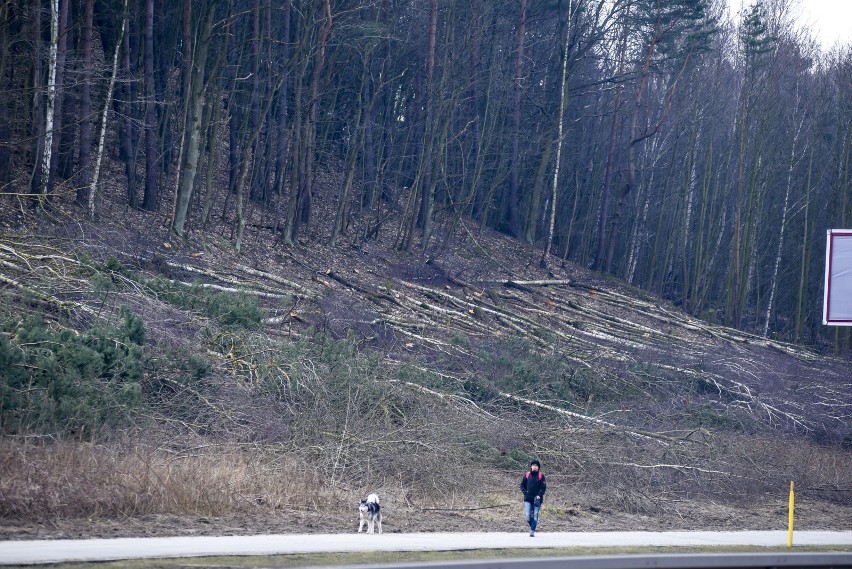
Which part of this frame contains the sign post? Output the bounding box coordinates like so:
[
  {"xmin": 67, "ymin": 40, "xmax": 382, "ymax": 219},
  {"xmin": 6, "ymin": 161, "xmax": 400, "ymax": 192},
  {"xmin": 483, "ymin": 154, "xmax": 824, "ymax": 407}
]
[
  {"xmin": 787, "ymin": 480, "xmax": 795, "ymax": 548},
  {"xmin": 823, "ymin": 229, "xmax": 852, "ymax": 326}
]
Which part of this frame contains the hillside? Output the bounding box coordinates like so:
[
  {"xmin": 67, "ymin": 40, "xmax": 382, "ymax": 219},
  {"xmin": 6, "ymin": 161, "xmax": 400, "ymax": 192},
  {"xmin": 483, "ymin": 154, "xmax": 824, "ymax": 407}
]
[{"xmin": 1, "ymin": 175, "xmax": 851, "ymax": 540}]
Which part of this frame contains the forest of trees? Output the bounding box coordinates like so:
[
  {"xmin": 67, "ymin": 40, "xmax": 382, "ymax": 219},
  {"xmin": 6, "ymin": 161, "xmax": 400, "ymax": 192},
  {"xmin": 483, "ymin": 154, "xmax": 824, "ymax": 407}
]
[{"xmin": 1, "ymin": 0, "xmax": 851, "ymax": 352}]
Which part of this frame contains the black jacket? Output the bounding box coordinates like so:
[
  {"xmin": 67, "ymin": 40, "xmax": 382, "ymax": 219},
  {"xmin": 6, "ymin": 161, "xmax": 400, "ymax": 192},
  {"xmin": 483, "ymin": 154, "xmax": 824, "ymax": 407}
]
[{"xmin": 520, "ymin": 470, "xmax": 547, "ymax": 503}]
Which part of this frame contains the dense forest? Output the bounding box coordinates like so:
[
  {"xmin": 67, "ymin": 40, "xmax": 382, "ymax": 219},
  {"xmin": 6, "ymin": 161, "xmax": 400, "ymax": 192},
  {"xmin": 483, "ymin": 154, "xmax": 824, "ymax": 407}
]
[{"xmin": 1, "ymin": 0, "xmax": 851, "ymax": 352}]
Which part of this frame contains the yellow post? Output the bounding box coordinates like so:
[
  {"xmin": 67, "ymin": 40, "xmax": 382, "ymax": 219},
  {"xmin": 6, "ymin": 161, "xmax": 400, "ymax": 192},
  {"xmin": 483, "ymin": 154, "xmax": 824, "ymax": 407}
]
[{"xmin": 787, "ymin": 480, "xmax": 795, "ymax": 548}]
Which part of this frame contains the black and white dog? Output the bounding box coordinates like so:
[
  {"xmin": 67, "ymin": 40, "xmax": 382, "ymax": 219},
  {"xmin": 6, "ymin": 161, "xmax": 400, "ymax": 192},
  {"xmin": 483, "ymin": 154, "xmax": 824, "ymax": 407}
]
[{"xmin": 358, "ymin": 493, "xmax": 382, "ymax": 534}]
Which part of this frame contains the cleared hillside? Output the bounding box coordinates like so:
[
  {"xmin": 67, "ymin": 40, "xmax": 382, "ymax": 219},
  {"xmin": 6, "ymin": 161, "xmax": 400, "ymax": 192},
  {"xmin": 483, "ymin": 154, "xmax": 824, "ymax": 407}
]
[{"xmin": 1, "ymin": 182, "xmax": 851, "ymax": 539}]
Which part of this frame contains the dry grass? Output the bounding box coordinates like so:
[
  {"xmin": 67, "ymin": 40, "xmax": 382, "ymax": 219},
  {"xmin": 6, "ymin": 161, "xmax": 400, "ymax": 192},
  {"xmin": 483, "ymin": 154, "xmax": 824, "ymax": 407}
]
[
  {"xmin": 0, "ymin": 440, "xmax": 346, "ymax": 522},
  {"xmin": 2, "ymin": 426, "xmax": 851, "ymax": 532}
]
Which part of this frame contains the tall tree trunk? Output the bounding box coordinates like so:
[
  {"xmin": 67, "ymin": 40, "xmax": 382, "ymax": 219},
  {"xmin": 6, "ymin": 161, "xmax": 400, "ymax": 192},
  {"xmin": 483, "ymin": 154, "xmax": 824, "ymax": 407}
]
[
  {"xmin": 141, "ymin": 0, "xmax": 159, "ymax": 210},
  {"xmin": 726, "ymin": 55, "xmax": 763, "ymax": 328},
  {"xmin": 154, "ymin": 0, "xmax": 176, "ymax": 180},
  {"xmin": 121, "ymin": 14, "xmax": 140, "ymax": 207},
  {"xmin": 416, "ymin": 0, "xmax": 439, "ymax": 246},
  {"xmin": 273, "ymin": 1, "xmax": 292, "ymax": 205},
  {"xmin": 56, "ymin": 0, "xmax": 75, "ymax": 182},
  {"xmin": 679, "ymin": 102, "xmax": 700, "ymax": 307},
  {"xmin": 248, "ymin": 0, "xmax": 263, "ymax": 203},
  {"xmin": 225, "ymin": 23, "xmax": 252, "ymax": 220},
  {"xmin": 38, "ymin": 0, "xmax": 60, "ymax": 202},
  {"xmin": 361, "ymin": 68, "xmax": 377, "ymax": 212},
  {"xmin": 88, "ymin": 0, "xmax": 129, "ymax": 219},
  {"xmin": 541, "ymin": 1, "xmax": 573, "ymax": 268},
  {"xmin": 201, "ymin": 91, "xmax": 223, "ymax": 226},
  {"xmin": 421, "ymin": 0, "xmax": 455, "ymax": 250},
  {"xmin": 282, "ymin": 34, "xmax": 306, "ymax": 245},
  {"xmin": 628, "ymin": 138, "xmax": 660, "ymax": 284},
  {"xmin": 763, "ymin": 93, "xmax": 804, "ymax": 337},
  {"xmin": 172, "ymin": 4, "xmax": 214, "ymax": 237},
  {"xmin": 605, "ymin": 34, "xmax": 656, "ymax": 273},
  {"xmin": 235, "ymin": 72, "xmax": 288, "ymax": 252},
  {"xmin": 202, "ymin": 2, "xmax": 233, "ymax": 226},
  {"xmin": 359, "ymin": 1, "xmax": 382, "ymax": 215},
  {"xmin": 331, "ymin": 56, "xmax": 369, "ymax": 247},
  {"xmin": 299, "ymin": 0, "xmax": 332, "ymax": 229},
  {"xmin": 0, "ymin": 1, "xmax": 11, "ymax": 190},
  {"xmin": 687, "ymin": 56, "xmax": 724, "ymax": 315},
  {"xmin": 168, "ymin": 0, "xmax": 193, "ymax": 224},
  {"xmin": 75, "ymin": 0, "xmax": 94, "ymax": 206},
  {"xmin": 507, "ymin": 0, "xmax": 527, "ymax": 238},
  {"xmin": 44, "ymin": 0, "xmax": 69, "ymax": 198},
  {"xmin": 30, "ymin": 1, "xmax": 44, "ymax": 198},
  {"xmin": 594, "ymin": 11, "xmax": 628, "ymax": 270},
  {"xmin": 465, "ymin": 0, "xmax": 482, "ymax": 220},
  {"xmin": 833, "ymin": 119, "xmax": 852, "ymax": 354},
  {"xmin": 525, "ymin": 130, "xmax": 551, "ymax": 245}
]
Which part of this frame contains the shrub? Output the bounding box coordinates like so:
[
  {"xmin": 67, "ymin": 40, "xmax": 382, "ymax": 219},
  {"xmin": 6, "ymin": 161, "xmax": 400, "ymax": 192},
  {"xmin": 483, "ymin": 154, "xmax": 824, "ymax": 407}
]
[
  {"xmin": 147, "ymin": 278, "xmax": 264, "ymax": 330},
  {"xmin": 479, "ymin": 336, "xmax": 613, "ymax": 403},
  {"xmin": 0, "ymin": 307, "xmax": 145, "ymax": 438}
]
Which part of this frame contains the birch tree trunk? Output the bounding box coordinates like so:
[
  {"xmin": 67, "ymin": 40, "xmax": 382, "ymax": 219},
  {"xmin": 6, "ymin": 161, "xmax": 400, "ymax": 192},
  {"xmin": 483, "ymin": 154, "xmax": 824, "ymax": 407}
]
[
  {"xmin": 44, "ymin": 0, "xmax": 68, "ymax": 197},
  {"xmin": 763, "ymin": 91, "xmax": 804, "ymax": 338},
  {"xmin": 38, "ymin": 0, "xmax": 60, "ymax": 201},
  {"xmin": 88, "ymin": 0, "xmax": 129, "ymax": 219},
  {"xmin": 541, "ymin": 0, "xmax": 573, "ymax": 269}
]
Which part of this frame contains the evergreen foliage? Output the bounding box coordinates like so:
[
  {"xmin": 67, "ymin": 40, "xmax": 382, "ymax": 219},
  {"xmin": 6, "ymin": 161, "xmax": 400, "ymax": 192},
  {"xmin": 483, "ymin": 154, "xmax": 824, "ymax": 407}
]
[
  {"xmin": 0, "ymin": 307, "xmax": 145, "ymax": 437},
  {"xmin": 147, "ymin": 278, "xmax": 265, "ymax": 330}
]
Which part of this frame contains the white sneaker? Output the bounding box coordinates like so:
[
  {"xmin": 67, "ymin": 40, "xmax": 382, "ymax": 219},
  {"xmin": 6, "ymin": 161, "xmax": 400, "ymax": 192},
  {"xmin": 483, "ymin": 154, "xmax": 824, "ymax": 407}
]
[{"xmin": 530, "ymin": 530, "xmax": 535, "ymax": 537}]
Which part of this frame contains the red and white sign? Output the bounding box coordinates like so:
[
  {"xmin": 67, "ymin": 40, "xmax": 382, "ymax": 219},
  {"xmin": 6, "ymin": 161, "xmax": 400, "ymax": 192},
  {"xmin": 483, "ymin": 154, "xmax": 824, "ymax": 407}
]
[{"xmin": 824, "ymin": 229, "xmax": 852, "ymax": 325}]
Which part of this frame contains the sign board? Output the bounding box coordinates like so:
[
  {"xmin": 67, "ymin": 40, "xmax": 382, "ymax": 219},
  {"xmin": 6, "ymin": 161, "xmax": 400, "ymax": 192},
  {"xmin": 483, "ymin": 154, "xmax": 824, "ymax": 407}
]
[{"xmin": 824, "ymin": 229, "xmax": 852, "ymax": 325}]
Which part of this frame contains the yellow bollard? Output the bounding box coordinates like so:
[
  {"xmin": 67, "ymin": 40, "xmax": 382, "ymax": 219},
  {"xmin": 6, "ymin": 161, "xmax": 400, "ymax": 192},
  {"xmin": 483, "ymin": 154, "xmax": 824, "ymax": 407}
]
[{"xmin": 787, "ymin": 480, "xmax": 795, "ymax": 548}]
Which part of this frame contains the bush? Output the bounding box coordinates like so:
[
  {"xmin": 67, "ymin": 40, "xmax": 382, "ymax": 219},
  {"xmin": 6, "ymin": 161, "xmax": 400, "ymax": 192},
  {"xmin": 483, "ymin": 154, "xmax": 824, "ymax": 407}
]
[
  {"xmin": 0, "ymin": 307, "xmax": 145, "ymax": 438},
  {"xmin": 147, "ymin": 278, "xmax": 264, "ymax": 329},
  {"xmin": 479, "ymin": 336, "xmax": 614, "ymax": 403}
]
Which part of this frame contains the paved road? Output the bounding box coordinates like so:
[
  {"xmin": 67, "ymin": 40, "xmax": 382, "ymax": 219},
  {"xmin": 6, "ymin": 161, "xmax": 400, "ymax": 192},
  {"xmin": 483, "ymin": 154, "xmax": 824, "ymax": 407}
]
[{"xmin": 1, "ymin": 531, "xmax": 851, "ymax": 565}]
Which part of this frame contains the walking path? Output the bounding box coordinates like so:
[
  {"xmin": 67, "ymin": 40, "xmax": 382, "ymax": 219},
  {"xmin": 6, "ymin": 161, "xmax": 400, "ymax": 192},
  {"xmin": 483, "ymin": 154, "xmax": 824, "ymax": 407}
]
[{"xmin": 1, "ymin": 531, "xmax": 851, "ymax": 565}]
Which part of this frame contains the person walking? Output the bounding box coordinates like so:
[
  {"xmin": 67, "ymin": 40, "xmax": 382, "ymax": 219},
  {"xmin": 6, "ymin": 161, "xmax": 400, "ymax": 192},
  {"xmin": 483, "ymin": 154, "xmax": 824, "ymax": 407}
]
[{"xmin": 520, "ymin": 459, "xmax": 546, "ymax": 536}]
